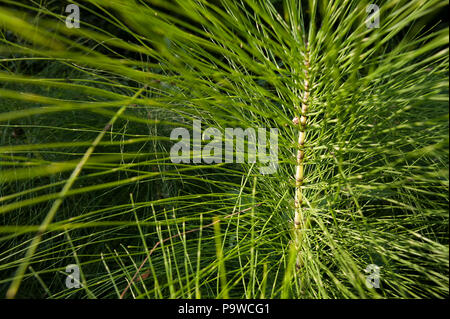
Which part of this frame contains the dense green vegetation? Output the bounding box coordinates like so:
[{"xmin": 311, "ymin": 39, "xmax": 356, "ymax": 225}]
[{"xmin": 0, "ymin": 0, "xmax": 448, "ymax": 299}]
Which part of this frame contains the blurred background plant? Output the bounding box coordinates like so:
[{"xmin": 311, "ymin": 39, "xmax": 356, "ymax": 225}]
[{"xmin": 0, "ymin": 0, "xmax": 448, "ymax": 298}]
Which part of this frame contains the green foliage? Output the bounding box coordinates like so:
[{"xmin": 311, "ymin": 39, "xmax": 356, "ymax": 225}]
[{"xmin": 0, "ymin": 0, "xmax": 448, "ymax": 298}]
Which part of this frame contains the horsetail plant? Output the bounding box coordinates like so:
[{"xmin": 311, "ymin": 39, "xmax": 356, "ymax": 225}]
[{"xmin": 0, "ymin": 0, "xmax": 448, "ymax": 299}]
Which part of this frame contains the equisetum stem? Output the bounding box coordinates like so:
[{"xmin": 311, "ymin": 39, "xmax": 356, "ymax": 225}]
[{"xmin": 293, "ymin": 45, "xmax": 310, "ymax": 267}]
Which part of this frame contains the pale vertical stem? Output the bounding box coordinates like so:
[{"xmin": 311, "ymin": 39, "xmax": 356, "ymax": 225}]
[
  {"xmin": 294, "ymin": 51, "xmax": 310, "ymax": 232},
  {"xmin": 294, "ymin": 90, "xmax": 309, "ymax": 229}
]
